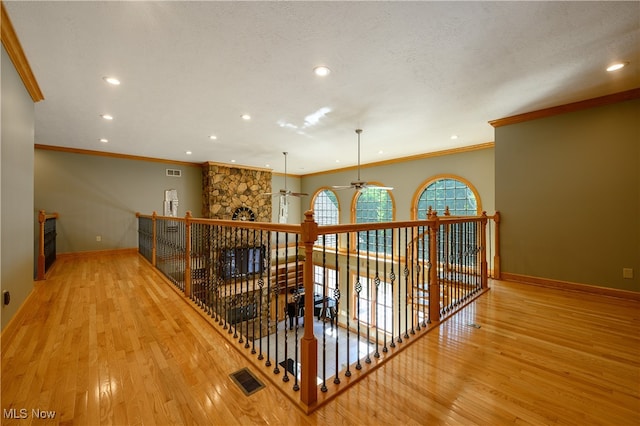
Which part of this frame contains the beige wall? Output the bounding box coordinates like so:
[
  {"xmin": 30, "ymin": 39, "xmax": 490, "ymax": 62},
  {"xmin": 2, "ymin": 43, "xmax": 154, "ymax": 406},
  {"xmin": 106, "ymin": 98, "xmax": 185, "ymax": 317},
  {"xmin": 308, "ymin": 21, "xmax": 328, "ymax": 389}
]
[
  {"xmin": 1, "ymin": 46, "xmax": 36, "ymax": 330},
  {"xmin": 34, "ymin": 150, "xmax": 203, "ymax": 253},
  {"xmin": 299, "ymin": 147, "xmax": 496, "ymax": 223},
  {"xmin": 495, "ymin": 98, "xmax": 640, "ymax": 291}
]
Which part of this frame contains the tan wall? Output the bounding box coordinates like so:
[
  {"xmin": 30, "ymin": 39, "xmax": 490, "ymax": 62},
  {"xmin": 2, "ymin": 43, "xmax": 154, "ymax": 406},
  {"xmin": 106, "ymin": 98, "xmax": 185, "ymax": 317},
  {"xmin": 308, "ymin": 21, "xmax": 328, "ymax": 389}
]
[
  {"xmin": 34, "ymin": 150, "xmax": 203, "ymax": 254},
  {"xmin": 495, "ymin": 98, "xmax": 639, "ymax": 291},
  {"xmin": 1, "ymin": 46, "xmax": 36, "ymax": 330},
  {"xmin": 299, "ymin": 147, "xmax": 496, "ymax": 224}
]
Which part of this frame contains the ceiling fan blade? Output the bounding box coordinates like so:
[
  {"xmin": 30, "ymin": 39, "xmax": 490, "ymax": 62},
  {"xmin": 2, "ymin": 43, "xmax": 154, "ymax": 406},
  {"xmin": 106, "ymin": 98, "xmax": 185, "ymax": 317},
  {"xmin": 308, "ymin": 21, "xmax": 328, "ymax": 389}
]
[
  {"xmin": 366, "ymin": 184, "xmax": 394, "ymax": 191},
  {"xmin": 290, "ymin": 192, "xmax": 309, "ymax": 197},
  {"xmin": 332, "ymin": 185, "xmax": 353, "ymax": 191}
]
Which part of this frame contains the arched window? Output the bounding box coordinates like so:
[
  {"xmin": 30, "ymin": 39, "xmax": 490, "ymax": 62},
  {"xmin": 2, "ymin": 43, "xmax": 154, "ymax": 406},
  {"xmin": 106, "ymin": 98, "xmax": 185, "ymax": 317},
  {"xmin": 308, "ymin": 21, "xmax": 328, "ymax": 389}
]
[
  {"xmin": 312, "ymin": 188, "xmax": 339, "ymax": 247},
  {"xmin": 354, "ymin": 186, "xmax": 394, "ymax": 254},
  {"xmin": 416, "ymin": 176, "xmax": 479, "ymax": 218},
  {"xmin": 413, "ymin": 176, "xmax": 481, "ymax": 263}
]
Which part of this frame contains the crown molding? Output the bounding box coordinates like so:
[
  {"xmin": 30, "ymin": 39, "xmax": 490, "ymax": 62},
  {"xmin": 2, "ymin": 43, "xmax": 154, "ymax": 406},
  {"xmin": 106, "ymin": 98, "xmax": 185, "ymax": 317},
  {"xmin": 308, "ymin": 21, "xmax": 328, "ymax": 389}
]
[
  {"xmin": 35, "ymin": 144, "xmax": 203, "ymax": 167},
  {"xmin": 489, "ymin": 88, "xmax": 640, "ymax": 128},
  {"xmin": 301, "ymin": 142, "xmax": 494, "ymax": 178},
  {"xmin": 1, "ymin": 2, "xmax": 44, "ymax": 102}
]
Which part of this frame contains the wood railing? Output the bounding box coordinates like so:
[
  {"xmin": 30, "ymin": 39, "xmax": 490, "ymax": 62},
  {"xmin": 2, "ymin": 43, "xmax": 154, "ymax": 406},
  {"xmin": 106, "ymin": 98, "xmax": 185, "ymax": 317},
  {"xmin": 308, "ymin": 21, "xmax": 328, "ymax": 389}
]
[
  {"xmin": 36, "ymin": 210, "xmax": 59, "ymax": 280},
  {"xmin": 136, "ymin": 210, "xmax": 499, "ymax": 412}
]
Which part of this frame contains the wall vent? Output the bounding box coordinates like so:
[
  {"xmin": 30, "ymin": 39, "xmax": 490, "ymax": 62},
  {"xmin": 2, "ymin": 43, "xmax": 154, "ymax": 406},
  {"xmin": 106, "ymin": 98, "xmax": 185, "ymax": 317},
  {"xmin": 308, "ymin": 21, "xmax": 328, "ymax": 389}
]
[{"xmin": 166, "ymin": 169, "xmax": 182, "ymax": 177}]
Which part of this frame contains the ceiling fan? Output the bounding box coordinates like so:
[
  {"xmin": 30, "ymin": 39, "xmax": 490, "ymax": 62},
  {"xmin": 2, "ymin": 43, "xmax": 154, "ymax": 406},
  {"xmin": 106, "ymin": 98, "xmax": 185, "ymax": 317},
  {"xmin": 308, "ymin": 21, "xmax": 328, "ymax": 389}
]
[
  {"xmin": 264, "ymin": 152, "xmax": 308, "ymax": 198},
  {"xmin": 332, "ymin": 129, "xmax": 394, "ymax": 192}
]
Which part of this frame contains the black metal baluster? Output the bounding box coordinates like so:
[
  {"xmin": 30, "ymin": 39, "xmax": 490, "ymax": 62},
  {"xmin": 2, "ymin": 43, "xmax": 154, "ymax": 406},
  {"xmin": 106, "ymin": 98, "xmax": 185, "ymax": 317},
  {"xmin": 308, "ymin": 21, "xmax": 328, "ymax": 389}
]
[
  {"xmin": 251, "ymin": 228, "xmax": 257, "ymax": 354},
  {"xmin": 389, "ymin": 228, "xmax": 396, "ymax": 349},
  {"xmin": 292, "ymin": 234, "xmax": 300, "ymax": 392},
  {"xmin": 282, "ymin": 232, "xmax": 290, "ymax": 383},
  {"xmin": 333, "ymin": 234, "xmax": 341, "ymax": 385},
  {"xmin": 272, "ymin": 231, "xmax": 280, "ymax": 374},
  {"xmin": 223, "ymin": 226, "xmax": 230, "ymax": 330},
  {"xmin": 231, "ymin": 228, "xmax": 239, "ymax": 338},
  {"xmin": 260, "ymin": 230, "xmax": 270, "ymax": 363},
  {"xmin": 321, "ymin": 235, "xmax": 328, "ymax": 392},
  {"xmin": 374, "ymin": 230, "xmax": 380, "ymax": 359},
  {"xmin": 382, "ymin": 228, "xmax": 389, "ymax": 353},
  {"xmin": 355, "ymin": 232, "xmax": 362, "ymax": 371},
  {"xmin": 396, "ymin": 227, "xmax": 403, "ymax": 344},
  {"xmin": 403, "ymin": 227, "xmax": 410, "ymax": 340},
  {"xmin": 364, "ymin": 232, "xmax": 371, "ymax": 365},
  {"xmin": 345, "ymin": 232, "xmax": 351, "ymax": 377}
]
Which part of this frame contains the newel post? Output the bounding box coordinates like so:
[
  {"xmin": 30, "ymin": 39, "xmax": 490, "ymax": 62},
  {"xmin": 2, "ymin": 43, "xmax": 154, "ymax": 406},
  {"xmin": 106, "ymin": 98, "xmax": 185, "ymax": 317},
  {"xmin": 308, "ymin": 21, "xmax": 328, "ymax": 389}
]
[
  {"xmin": 36, "ymin": 210, "xmax": 46, "ymax": 281},
  {"xmin": 184, "ymin": 211, "xmax": 192, "ymax": 298},
  {"xmin": 151, "ymin": 211, "xmax": 157, "ymax": 267},
  {"xmin": 480, "ymin": 211, "xmax": 489, "ymax": 290},
  {"xmin": 493, "ymin": 211, "xmax": 501, "ymax": 279},
  {"xmin": 428, "ymin": 210, "xmax": 441, "ymax": 323},
  {"xmin": 300, "ymin": 210, "xmax": 319, "ymax": 406}
]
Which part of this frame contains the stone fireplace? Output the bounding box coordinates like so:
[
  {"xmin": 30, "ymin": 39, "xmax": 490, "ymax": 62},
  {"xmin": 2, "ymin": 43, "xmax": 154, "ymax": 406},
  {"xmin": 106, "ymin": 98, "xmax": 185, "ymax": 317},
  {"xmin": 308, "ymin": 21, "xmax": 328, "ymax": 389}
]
[{"xmin": 201, "ymin": 162, "xmax": 272, "ymax": 221}]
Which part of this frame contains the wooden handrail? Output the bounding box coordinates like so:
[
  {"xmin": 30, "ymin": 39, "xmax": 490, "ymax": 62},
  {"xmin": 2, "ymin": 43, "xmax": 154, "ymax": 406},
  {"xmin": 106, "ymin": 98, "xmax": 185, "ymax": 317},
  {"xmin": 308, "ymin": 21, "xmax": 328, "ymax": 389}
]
[{"xmin": 36, "ymin": 210, "xmax": 59, "ymax": 280}]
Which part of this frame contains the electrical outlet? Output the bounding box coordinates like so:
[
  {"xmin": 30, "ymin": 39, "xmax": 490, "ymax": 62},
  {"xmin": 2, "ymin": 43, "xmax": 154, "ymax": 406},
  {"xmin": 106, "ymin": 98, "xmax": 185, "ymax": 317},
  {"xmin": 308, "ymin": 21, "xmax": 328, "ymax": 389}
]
[
  {"xmin": 96, "ymin": 235, "xmax": 102, "ymax": 242},
  {"xmin": 623, "ymin": 268, "xmax": 633, "ymax": 279}
]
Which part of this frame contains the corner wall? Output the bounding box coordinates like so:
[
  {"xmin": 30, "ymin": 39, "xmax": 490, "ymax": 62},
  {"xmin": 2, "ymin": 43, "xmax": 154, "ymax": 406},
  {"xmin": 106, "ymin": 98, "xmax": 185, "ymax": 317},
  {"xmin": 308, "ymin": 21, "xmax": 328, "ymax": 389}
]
[
  {"xmin": 34, "ymin": 149, "xmax": 203, "ymax": 254},
  {"xmin": 495, "ymin": 98, "xmax": 640, "ymax": 291}
]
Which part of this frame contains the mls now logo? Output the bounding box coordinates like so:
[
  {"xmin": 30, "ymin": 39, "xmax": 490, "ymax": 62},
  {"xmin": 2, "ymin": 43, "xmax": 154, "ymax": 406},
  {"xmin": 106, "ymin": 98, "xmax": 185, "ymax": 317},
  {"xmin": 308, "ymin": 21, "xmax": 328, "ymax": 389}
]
[
  {"xmin": 3, "ymin": 408, "xmax": 27, "ymax": 419},
  {"xmin": 3, "ymin": 408, "xmax": 56, "ymax": 419}
]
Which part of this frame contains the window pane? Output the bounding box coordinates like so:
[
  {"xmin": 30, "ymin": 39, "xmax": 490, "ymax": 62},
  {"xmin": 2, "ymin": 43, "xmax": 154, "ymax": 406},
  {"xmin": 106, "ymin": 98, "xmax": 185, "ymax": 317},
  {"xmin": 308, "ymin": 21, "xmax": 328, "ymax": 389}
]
[
  {"xmin": 314, "ymin": 189, "xmax": 339, "ymax": 247},
  {"xmin": 355, "ymin": 188, "xmax": 393, "ymax": 254},
  {"xmin": 418, "ymin": 178, "xmax": 477, "ymax": 216}
]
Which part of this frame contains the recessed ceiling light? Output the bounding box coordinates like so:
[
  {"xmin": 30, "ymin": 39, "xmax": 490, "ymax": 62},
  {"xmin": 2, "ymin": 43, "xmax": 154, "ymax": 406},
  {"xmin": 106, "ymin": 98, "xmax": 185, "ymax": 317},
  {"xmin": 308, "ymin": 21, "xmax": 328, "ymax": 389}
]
[
  {"xmin": 103, "ymin": 76, "xmax": 120, "ymax": 85},
  {"xmin": 209, "ymin": 135, "xmax": 217, "ymax": 140},
  {"xmin": 185, "ymin": 151, "xmax": 192, "ymax": 155},
  {"xmin": 101, "ymin": 114, "xmax": 113, "ymax": 120},
  {"xmin": 335, "ymin": 159, "xmax": 340, "ymax": 163},
  {"xmin": 606, "ymin": 62, "xmax": 628, "ymax": 72},
  {"xmin": 231, "ymin": 159, "xmax": 236, "ymax": 163},
  {"xmin": 450, "ymin": 134, "xmax": 459, "ymax": 140},
  {"xmin": 313, "ymin": 66, "xmax": 331, "ymax": 77},
  {"xmin": 241, "ymin": 114, "xmax": 251, "ymax": 120},
  {"xmin": 99, "ymin": 138, "xmax": 108, "ymax": 143},
  {"xmin": 265, "ymin": 164, "xmax": 270, "ymax": 168},
  {"xmin": 378, "ymin": 150, "xmax": 384, "ymax": 154}
]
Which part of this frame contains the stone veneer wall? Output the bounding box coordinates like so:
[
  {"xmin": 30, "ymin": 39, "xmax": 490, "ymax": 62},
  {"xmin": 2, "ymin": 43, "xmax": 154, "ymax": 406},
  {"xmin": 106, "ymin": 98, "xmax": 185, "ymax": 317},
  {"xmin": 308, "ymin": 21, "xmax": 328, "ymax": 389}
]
[{"xmin": 202, "ymin": 162, "xmax": 272, "ymax": 221}]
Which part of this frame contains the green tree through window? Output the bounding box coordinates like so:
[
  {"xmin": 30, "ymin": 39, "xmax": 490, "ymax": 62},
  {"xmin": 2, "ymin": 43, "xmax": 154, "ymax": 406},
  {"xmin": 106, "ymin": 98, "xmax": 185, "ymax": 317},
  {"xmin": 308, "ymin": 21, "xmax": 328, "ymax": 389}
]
[{"xmin": 355, "ymin": 188, "xmax": 393, "ymax": 254}]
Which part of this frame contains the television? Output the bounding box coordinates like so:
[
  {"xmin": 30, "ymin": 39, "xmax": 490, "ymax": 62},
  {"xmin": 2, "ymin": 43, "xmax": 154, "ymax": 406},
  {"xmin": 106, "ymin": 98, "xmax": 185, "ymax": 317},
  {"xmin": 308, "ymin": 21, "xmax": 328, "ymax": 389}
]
[{"xmin": 221, "ymin": 246, "xmax": 265, "ymax": 279}]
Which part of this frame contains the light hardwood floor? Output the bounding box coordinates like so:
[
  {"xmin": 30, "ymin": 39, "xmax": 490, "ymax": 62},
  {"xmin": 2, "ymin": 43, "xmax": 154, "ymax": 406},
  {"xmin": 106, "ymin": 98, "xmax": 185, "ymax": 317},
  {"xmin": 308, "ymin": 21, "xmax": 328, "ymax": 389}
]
[{"xmin": 1, "ymin": 252, "xmax": 639, "ymax": 425}]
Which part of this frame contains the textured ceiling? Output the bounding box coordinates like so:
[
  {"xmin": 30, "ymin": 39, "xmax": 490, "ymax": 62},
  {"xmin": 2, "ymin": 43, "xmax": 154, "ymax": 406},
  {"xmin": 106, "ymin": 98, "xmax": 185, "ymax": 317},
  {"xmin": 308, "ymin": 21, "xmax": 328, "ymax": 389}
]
[{"xmin": 4, "ymin": 1, "xmax": 639, "ymax": 174}]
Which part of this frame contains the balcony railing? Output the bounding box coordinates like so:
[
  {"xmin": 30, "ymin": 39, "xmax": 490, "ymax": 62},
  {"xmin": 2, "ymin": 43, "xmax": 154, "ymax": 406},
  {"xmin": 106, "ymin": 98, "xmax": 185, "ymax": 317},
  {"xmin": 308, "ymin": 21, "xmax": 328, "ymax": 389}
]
[
  {"xmin": 136, "ymin": 209, "xmax": 499, "ymax": 412},
  {"xmin": 36, "ymin": 210, "xmax": 59, "ymax": 280}
]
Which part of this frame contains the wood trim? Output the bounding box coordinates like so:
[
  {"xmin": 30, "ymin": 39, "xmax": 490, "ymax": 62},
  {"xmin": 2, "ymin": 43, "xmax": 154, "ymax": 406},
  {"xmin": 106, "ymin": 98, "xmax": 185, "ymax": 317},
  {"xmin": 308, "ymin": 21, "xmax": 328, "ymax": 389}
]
[
  {"xmin": 501, "ymin": 272, "xmax": 640, "ymax": 301},
  {"xmin": 301, "ymin": 142, "xmax": 495, "ymax": 178},
  {"xmin": 489, "ymin": 88, "xmax": 640, "ymax": 128},
  {"xmin": 0, "ymin": 285, "xmax": 36, "ymax": 353},
  {"xmin": 35, "ymin": 144, "xmax": 202, "ymax": 167},
  {"xmin": 0, "ymin": 2, "xmax": 44, "ymax": 102},
  {"xmin": 57, "ymin": 247, "xmax": 138, "ymax": 259}
]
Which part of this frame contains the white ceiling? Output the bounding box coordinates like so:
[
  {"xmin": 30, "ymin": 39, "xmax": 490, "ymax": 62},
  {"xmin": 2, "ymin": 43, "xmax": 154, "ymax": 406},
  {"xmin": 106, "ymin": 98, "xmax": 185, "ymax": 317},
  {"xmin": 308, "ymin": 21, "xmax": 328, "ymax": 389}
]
[{"xmin": 5, "ymin": 1, "xmax": 639, "ymax": 174}]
